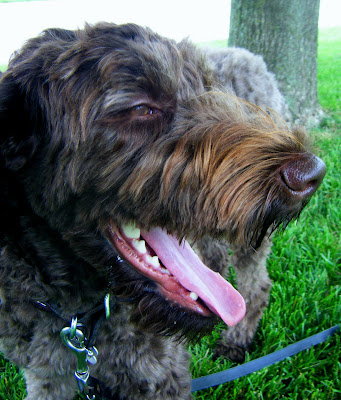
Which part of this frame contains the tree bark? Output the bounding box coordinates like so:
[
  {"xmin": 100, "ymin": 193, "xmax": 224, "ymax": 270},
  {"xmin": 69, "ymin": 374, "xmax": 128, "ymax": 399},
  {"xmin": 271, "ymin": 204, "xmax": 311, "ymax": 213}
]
[{"xmin": 228, "ymin": 0, "xmax": 322, "ymax": 125}]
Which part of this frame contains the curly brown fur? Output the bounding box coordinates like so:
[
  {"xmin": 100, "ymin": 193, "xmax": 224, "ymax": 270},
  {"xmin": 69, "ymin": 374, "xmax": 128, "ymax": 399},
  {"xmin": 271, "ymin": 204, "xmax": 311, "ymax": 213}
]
[
  {"xmin": 0, "ymin": 23, "xmax": 325, "ymax": 399},
  {"xmin": 205, "ymin": 47, "xmax": 290, "ymax": 120}
]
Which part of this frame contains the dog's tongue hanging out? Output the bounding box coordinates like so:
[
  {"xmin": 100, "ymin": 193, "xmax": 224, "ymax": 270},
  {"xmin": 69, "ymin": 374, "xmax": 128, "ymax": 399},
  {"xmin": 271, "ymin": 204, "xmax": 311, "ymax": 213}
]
[
  {"xmin": 142, "ymin": 228, "xmax": 246, "ymax": 326},
  {"xmin": 107, "ymin": 225, "xmax": 246, "ymax": 326}
]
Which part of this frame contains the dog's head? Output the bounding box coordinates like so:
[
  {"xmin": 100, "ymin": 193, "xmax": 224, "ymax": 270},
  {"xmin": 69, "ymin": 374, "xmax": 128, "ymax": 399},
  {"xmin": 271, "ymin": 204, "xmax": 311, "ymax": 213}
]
[{"xmin": 0, "ymin": 23, "xmax": 325, "ymax": 335}]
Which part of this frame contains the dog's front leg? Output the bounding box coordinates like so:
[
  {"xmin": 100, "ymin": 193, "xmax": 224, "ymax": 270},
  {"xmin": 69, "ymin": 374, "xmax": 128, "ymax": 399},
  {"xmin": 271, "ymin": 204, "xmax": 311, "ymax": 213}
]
[
  {"xmin": 214, "ymin": 239, "xmax": 273, "ymax": 362},
  {"xmin": 89, "ymin": 326, "xmax": 193, "ymax": 400},
  {"xmin": 23, "ymin": 369, "xmax": 78, "ymax": 400}
]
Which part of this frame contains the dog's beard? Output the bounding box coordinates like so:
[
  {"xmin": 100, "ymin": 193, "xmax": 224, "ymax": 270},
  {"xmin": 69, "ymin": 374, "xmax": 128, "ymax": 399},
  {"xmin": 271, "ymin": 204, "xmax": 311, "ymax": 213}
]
[{"xmin": 253, "ymin": 198, "xmax": 308, "ymax": 248}]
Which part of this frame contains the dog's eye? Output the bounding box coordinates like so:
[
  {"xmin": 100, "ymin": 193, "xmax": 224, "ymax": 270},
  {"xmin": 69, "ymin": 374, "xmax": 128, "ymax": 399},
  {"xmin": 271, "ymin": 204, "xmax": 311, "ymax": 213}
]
[
  {"xmin": 134, "ymin": 105, "xmax": 153, "ymax": 116},
  {"xmin": 132, "ymin": 105, "xmax": 161, "ymax": 118}
]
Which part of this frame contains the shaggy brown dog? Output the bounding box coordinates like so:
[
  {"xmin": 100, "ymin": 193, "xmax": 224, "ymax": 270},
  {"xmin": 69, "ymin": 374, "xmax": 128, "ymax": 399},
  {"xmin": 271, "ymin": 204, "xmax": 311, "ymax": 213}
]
[{"xmin": 0, "ymin": 23, "xmax": 326, "ymax": 399}]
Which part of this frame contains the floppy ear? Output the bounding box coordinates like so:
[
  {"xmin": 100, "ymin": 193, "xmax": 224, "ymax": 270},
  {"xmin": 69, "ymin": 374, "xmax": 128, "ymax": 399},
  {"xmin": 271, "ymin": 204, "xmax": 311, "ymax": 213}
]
[{"xmin": 0, "ymin": 71, "xmax": 42, "ymax": 171}]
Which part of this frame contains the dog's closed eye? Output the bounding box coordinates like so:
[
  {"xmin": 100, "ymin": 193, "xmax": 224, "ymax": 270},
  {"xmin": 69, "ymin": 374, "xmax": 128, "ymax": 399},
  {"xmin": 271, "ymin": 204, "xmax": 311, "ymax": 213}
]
[{"xmin": 98, "ymin": 102, "xmax": 164, "ymax": 127}]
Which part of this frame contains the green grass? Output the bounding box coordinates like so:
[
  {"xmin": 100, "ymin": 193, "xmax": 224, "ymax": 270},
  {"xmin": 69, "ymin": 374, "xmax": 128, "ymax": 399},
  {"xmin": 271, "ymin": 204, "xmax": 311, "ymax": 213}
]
[
  {"xmin": 1, "ymin": 28, "xmax": 340, "ymax": 400},
  {"xmin": 317, "ymin": 27, "xmax": 341, "ymax": 132},
  {"xmin": 0, "ymin": 358, "xmax": 26, "ymax": 400}
]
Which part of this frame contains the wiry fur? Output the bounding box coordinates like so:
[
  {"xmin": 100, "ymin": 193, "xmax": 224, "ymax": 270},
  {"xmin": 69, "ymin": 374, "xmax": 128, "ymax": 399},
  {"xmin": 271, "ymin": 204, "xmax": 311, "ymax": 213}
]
[
  {"xmin": 0, "ymin": 23, "xmax": 323, "ymax": 399},
  {"xmin": 206, "ymin": 47, "xmax": 290, "ymax": 120}
]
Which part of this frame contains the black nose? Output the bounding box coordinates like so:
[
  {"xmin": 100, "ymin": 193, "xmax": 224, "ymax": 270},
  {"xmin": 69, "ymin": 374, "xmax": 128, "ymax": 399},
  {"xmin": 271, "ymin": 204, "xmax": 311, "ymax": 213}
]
[{"xmin": 280, "ymin": 154, "xmax": 326, "ymax": 200}]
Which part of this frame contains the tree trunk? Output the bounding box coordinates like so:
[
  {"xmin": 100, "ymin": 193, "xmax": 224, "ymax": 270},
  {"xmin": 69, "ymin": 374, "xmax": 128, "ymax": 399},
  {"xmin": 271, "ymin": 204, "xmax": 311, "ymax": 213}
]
[{"xmin": 228, "ymin": 0, "xmax": 322, "ymax": 126}]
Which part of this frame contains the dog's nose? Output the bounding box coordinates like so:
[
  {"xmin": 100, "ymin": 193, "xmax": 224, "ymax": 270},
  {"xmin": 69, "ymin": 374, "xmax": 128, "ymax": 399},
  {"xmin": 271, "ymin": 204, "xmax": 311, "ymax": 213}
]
[{"xmin": 279, "ymin": 154, "xmax": 326, "ymax": 200}]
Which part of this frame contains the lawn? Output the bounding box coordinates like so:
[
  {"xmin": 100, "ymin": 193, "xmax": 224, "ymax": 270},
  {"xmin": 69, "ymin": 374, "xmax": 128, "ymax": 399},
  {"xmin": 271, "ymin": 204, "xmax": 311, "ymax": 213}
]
[{"xmin": 0, "ymin": 28, "xmax": 340, "ymax": 400}]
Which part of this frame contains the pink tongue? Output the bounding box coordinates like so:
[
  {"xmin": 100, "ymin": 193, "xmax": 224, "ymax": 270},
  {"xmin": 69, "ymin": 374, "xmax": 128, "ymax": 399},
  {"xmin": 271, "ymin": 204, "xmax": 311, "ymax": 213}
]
[{"xmin": 141, "ymin": 228, "xmax": 246, "ymax": 326}]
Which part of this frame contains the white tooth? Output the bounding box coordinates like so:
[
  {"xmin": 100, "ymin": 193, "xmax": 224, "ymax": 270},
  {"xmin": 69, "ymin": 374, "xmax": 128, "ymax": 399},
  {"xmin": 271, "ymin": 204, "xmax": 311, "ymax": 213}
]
[
  {"xmin": 189, "ymin": 292, "xmax": 198, "ymax": 301},
  {"xmin": 161, "ymin": 268, "xmax": 171, "ymax": 275},
  {"xmin": 132, "ymin": 239, "xmax": 146, "ymax": 254},
  {"xmin": 146, "ymin": 255, "xmax": 160, "ymax": 268},
  {"xmin": 122, "ymin": 222, "xmax": 140, "ymax": 239}
]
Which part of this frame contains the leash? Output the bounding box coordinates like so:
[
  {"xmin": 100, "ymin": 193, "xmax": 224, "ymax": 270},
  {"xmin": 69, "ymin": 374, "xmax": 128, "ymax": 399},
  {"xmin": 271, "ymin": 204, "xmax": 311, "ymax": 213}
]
[{"xmin": 191, "ymin": 324, "xmax": 340, "ymax": 392}]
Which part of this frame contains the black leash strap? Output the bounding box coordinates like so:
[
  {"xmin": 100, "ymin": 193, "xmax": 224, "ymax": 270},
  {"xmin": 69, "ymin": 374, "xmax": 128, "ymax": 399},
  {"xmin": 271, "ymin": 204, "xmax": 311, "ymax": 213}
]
[{"xmin": 191, "ymin": 324, "xmax": 340, "ymax": 392}]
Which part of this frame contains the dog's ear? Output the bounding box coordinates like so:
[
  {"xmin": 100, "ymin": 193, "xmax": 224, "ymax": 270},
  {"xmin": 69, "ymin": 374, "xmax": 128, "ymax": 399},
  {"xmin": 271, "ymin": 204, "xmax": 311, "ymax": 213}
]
[{"xmin": 0, "ymin": 70, "xmax": 42, "ymax": 172}]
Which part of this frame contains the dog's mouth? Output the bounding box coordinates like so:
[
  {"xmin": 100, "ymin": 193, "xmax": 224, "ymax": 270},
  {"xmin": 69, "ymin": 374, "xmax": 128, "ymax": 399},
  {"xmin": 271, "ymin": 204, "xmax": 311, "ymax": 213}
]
[{"xmin": 105, "ymin": 222, "xmax": 246, "ymax": 326}]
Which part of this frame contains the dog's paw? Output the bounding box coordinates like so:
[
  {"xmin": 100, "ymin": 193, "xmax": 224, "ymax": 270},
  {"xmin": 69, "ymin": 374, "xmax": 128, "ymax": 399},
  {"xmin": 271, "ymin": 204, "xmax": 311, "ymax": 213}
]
[{"xmin": 213, "ymin": 339, "xmax": 246, "ymax": 363}]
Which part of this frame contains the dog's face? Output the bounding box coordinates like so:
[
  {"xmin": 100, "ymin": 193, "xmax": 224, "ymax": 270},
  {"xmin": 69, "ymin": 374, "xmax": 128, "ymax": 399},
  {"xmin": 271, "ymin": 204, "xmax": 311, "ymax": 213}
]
[{"xmin": 0, "ymin": 23, "xmax": 325, "ymax": 335}]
